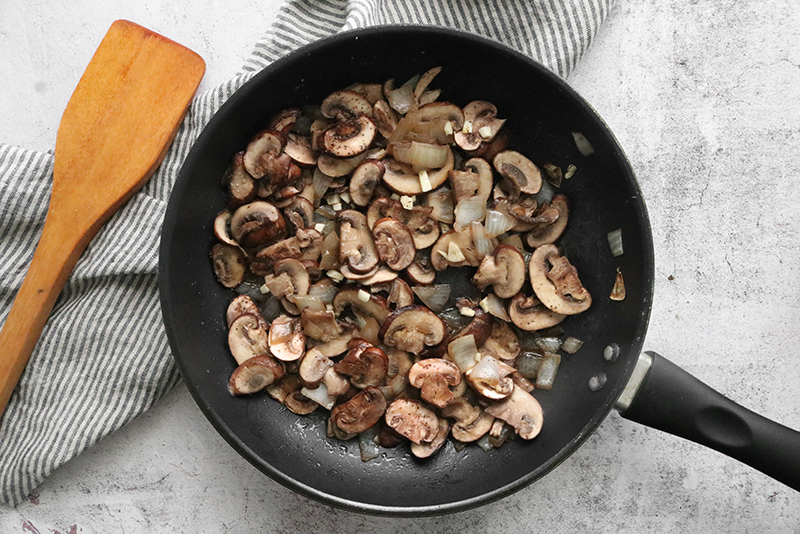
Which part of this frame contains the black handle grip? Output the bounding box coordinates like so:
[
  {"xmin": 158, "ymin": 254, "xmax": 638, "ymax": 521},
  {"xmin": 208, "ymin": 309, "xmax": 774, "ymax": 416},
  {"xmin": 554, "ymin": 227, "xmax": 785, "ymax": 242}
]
[{"xmin": 619, "ymin": 351, "xmax": 800, "ymax": 491}]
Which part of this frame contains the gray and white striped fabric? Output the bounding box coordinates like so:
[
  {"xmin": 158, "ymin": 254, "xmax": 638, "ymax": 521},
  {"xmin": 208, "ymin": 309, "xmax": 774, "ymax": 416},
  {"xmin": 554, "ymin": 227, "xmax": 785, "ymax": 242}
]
[{"xmin": 0, "ymin": 0, "xmax": 614, "ymax": 506}]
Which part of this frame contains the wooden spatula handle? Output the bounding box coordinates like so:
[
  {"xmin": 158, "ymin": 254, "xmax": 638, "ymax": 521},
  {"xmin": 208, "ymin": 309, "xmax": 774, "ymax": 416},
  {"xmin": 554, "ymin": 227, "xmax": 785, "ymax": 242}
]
[{"xmin": 0, "ymin": 216, "xmax": 91, "ymax": 413}]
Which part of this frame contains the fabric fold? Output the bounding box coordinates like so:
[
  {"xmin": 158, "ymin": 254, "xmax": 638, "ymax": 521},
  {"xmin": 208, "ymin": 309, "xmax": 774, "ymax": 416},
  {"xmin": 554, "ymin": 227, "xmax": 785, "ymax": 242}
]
[{"xmin": 0, "ymin": 0, "xmax": 615, "ymax": 506}]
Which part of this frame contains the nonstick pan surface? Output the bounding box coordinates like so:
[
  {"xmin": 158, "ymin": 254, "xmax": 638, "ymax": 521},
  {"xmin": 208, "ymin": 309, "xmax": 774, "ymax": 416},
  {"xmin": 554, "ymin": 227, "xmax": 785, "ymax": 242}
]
[{"xmin": 159, "ymin": 26, "xmax": 654, "ymax": 515}]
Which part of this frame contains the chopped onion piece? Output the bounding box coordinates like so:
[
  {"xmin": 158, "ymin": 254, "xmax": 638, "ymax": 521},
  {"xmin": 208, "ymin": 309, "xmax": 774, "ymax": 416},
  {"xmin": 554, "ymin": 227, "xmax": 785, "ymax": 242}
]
[
  {"xmin": 419, "ymin": 170, "xmax": 433, "ymax": 192},
  {"xmin": 470, "ymin": 222, "xmax": 493, "ymax": 259},
  {"xmin": 488, "ymin": 423, "xmax": 514, "ymax": 448},
  {"xmin": 394, "ymin": 141, "xmax": 449, "ymax": 170},
  {"xmin": 448, "ymin": 334, "xmax": 478, "ymax": 372},
  {"xmin": 536, "ymin": 352, "xmax": 561, "ymax": 390},
  {"xmin": 462, "ymin": 120, "xmax": 474, "ymax": 134},
  {"xmin": 387, "ymin": 84, "xmax": 416, "ymax": 114},
  {"xmin": 588, "ymin": 373, "xmax": 607, "ymax": 392},
  {"xmin": 517, "ymin": 352, "xmax": 543, "ymax": 379},
  {"xmin": 312, "ymin": 168, "xmax": 334, "ymax": 205},
  {"xmin": 259, "ymin": 295, "xmax": 283, "ymax": 323},
  {"xmin": 565, "ymin": 164, "xmax": 577, "ymax": 179},
  {"xmin": 412, "ymin": 284, "xmax": 451, "ymax": 312},
  {"xmin": 607, "ymin": 228, "xmax": 623, "ymax": 257},
  {"xmin": 443, "ymin": 121, "xmax": 454, "ymax": 136},
  {"xmin": 454, "ymin": 199, "xmax": 486, "ymax": 231},
  {"xmin": 572, "ymin": 131, "xmax": 595, "ymax": 156},
  {"xmin": 459, "ymin": 307, "xmax": 476, "ymax": 317},
  {"xmin": 484, "ymin": 210, "xmax": 517, "ymax": 237},
  {"xmin": 358, "ymin": 425, "xmax": 381, "ymax": 462},
  {"xmin": 475, "ymin": 434, "xmax": 494, "ymax": 452},
  {"xmin": 534, "ymin": 336, "xmax": 562, "ymax": 353},
  {"xmin": 561, "ymin": 336, "xmax": 584, "ymax": 355},
  {"xmin": 326, "ymin": 270, "xmax": 344, "ymax": 283},
  {"xmin": 480, "ymin": 294, "xmax": 510, "ymax": 322},
  {"xmin": 301, "ymin": 383, "xmax": 336, "ymax": 410},
  {"xmin": 610, "ymin": 269, "xmax": 626, "ymax": 301},
  {"xmin": 447, "ymin": 241, "xmax": 466, "ymax": 263},
  {"xmin": 357, "ymin": 289, "xmax": 371, "ymax": 303},
  {"xmin": 470, "ymin": 355, "xmax": 501, "ymax": 385}
]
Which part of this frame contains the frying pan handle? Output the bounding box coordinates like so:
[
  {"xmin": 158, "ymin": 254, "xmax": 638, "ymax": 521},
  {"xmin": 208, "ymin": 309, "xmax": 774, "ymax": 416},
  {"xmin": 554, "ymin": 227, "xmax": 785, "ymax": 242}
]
[{"xmin": 618, "ymin": 351, "xmax": 800, "ymax": 491}]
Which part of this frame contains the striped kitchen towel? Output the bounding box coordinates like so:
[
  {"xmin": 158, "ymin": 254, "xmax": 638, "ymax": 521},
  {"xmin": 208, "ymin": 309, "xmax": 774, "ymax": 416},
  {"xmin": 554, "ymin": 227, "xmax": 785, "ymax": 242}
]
[{"xmin": 0, "ymin": 0, "xmax": 614, "ymax": 506}]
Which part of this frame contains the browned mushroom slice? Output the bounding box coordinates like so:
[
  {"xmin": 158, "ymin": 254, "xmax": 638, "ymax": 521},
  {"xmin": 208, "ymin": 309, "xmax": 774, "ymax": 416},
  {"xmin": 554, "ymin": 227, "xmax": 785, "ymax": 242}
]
[
  {"xmin": 346, "ymin": 83, "xmax": 384, "ymax": 105},
  {"xmin": 431, "ymin": 228, "xmax": 485, "ymax": 271},
  {"xmin": 483, "ymin": 386, "xmax": 544, "ymax": 440},
  {"xmin": 379, "ymin": 305, "xmax": 446, "ymax": 355},
  {"xmin": 408, "ymin": 358, "xmax": 462, "ymax": 408},
  {"xmin": 451, "ymin": 411, "xmax": 495, "ymax": 443},
  {"xmin": 284, "ymin": 132, "xmax": 318, "ymax": 166},
  {"xmin": 371, "ymin": 217, "xmax": 416, "ymax": 271},
  {"xmin": 373, "ymin": 99, "xmax": 399, "ymax": 138},
  {"xmin": 337, "ymin": 209, "xmax": 380, "ymax": 274},
  {"xmin": 255, "ymin": 228, "xmax": 324, "ymax": 271},
  {"xmin": 423, "ymin": 185, "xmax": 455, "ymax": 225},
  {"xmin": 406, "ymin": 249, "xmax": 436, "ymax": 285},
  {"xmin": 332, "ymin": 285, "xmax": 392, "ymax": 325},
  {"xmin": 267, "ymin": 108, "xmax": 301, "ymax": 134},
  {"xmin": 493, "ymin": 150, "xmax": 542, "ymax": 198},
  {"xmin": 349, "ymin": 159, "xmax": 385, "ymax": 207},
  {"xmin": 226, "ymin": 295, "xmax": 262, "ymax": 328},
  {"xmin": 480, "ymin": 320, "xmax": 521, "ymax": 362},
  {"xmin": 508, "ymin": 292, "xmax": 567, "ymax": 331},
  {"xmin": 441, "ymin": 396, "xmax": 481, "ymax": 426},
  {"xmin": 472, "ymin": 244, "xmax": 526, "ymax": 299},
  {"xmin": 384, "ymin": 398, "xmax": 440, "ymax": 444},
  {"xmin": 386, "ymin": 278, "xmax": 414, "ymax": 309},
  {"xmin": 395, "ymin": 102, "xmax": 465, "ymax": 145},
  {"xmin": 213, "ymin": 210, "xmax": 238, "ymax": 247},
  {"xmin": 300, "ymin": 308, "xmax": 341, "ymax": 342},
  {"xmin": 285, "ymin": 390, "xmax": 319, "ymax": 415},
  {"xmin": 268, "ymin": 314, "xmax": 306, "ymax": 362},
  {"xmin": 449, "ymin": 305, "xmax": 494, "ymax": 349},
  {"xmin": 229, "ymin": 200, "xmax": 287, "ymax": 249},
  {"xmin": 525, "ymin": 194, "xmax": 570, "ymax": 248},
  {"xmin": 465, "ymin": 354, "xmax": 514, "ymax": 401},
  {"xmin": 356, "ymin": 265, "xmax": 399, "ymax": 286},
  {"xmin": 323, "ymin": 367, "xmax": 351, "ymax": 397},
  {"xmin": 228, "ymin": 355, "xmax": 286, "ymax": 396},
  {"xmin": 228, "ymin": 313, "xmax": 270, "ymax": 365},
  {"xmin": 323, "ymin": 115, "xmax": 377, "ymax": 158},
  {"xmin": 266, "ymin": 373, "xmax": 302, "ymax": 404},
  {"xmin": 330, "ymin": 386, "xmax": 387, "ymax": 435},
  {"xmin": 334, "ymin": 345, "xmax": 388, "ymax": 389},
  {"xmin": 224, "ymin": 151, "xmax": 257, "ymax": 208},
  {"xmin": 298, "ymin": 347, "xmax": 334, "ymax": 388},
  {"xmin": 410, "ymin": 418, "xmax": 450, "ymax": 459},
  {"xmin": 311, "ymin": 322, "xmax": 357, "ymax": 358},
  {"xmin": 321, "ymin": 89, "xmax": 374, "ymax": 121},
  {"xmin": 454, "ymin": 101, "xmax": 506, "ymax": 151},
  {"xmin": 317, "ymin": 152, "xmax": 368, "ymax": 178},
  {"xmin": 449, "ymin": 157, "xmax": 493, "ymax": 204},
  {"xmin": 283, "ymin": 195, "xmax": 315, "ymax": 234},
  {"xmin": 382, "ymin": 148, "xmax": 453, "ymax": 195},
  {"xmin": 243, "ymin": 129, "xmax": 286, "ymax": 179},
  {"xmin": 210, "ymin": 243, "xmax": 246, "ymax": 289},
  {"xmin": 529, "ymin": 244, "xmax": 592, "ymax": 315}
]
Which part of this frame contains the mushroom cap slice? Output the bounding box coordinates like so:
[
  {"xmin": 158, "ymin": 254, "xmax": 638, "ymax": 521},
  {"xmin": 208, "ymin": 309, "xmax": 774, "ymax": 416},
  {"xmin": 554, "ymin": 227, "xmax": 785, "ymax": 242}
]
[
  {"xmin": 480, "ymin": 320, "xmax": 521, "ymax": 362},
  {"xmin": 298, "ymin": 347, "xmax": 334, "ymax": 388},
  {"xmin": 507, "ymin": 292, "xmax": 567, "ymax": 331},
  {"xmin": 229, "ymin": 200, "xmax": 287, "ymax": 248},
  {"xmin": 483, "ymin": 386, "xmax": 544, "ymax": 440},
  {"xmin": 268, "ymin": 314, "xmax": 306, "ymax": 362},
  {"xmin": 285, "ymin": 390, "xmax": 318, "ymax": 415},
  {"xmin": 317, "ymin": 152, "xmax": 368, "ymax": 178},
  {"xmin": 493, "ymin": 150, "xmax": 542, "ymax": 197},
  {"xmin": 284, "ymin": 132, "xmax": 318, "ymax": 166},
  {"xmin": 228, "ymin": 313, "xmax": 271, "ymax": 365},
  {"xmin": 330, "ymin": 386, "xmax": 387, "ymax": 435},
  {"xmin": 408, "ymin": 358, "xmax": 462, "ymax": 408},
  {"xmin": 431, "ymin": 228, "xmax": 484, "ymax": 271},
  {"xmin": 385, "ymin": 398, "xmax": 440, "ymax": 444},
  {"xmin": 379, "ymin": 305, "xmax": 447, "ymax": 355},
  {"xmin": 349, "ymin": 159, "xmax": 385, "ymax": 207},
  {"xmin": 466, "ymin": 355, "xmax": 514, "ymax": 401},
  {"xmin": 525, "ymin": 194, "xmax": 570, "ymax": 248},
  {"xmin": 449, "ymin": 157, "xmax": 493, "ymax": 204},
  {"xmin": 243, "ymin": 129, "xmax": 286, "ymax": 179},
  {"xmin": 454, "ymin": 101, "xmax": 506, "ymax": 151},
  {"xmin": 323, "ymin": 115, "xmax": 377, "ymax": 158},
  {"xmin": 320, "ymin": 89, "xmax": 374, "ymax": 121},
  {"xmin": 224, "ymin": 151, "xmax": 257, "ymax": 209},
  {"xmin": 210, "ymin": 243, "xmax": 246, "ymax": 289},
  {"xmin": 371, "ymin": 217, "xmax": 416, "ymax": 271},
  {"xmin": 333, "ymin": 344, "xmax": 389, "ymax": 389},
  {"xmin": 472, "ymin": 244, "xmax": 526, "ymax": 299},
  {"xmin": 332, "ymin": 285, "xmax": 392, "ymax": 325},
  {"xmin": 410, "ymin": 418, "xmax": 450, "ymax": 459},
  {"xmin": 529, "ymin": 244, "xmax": 592, "ymax": 315},
  {"xmin": 451, "ymin": 411, "xmax": 495, "ymax": 443},
  {"xmin": 337, "ymin": 209, "xmax": 380, "ymax": 275},
  {"xmin": 226, "ymin": 295, "xmax": 262, "ymax": 328},
  {"xmin": 301, "ymin": 308, "xmax": 342, "ymax": 342},
  {"xmin": 405, "ymin": 249, "xmax": 436, "ymax": 285},
  {"xmin": 228, "ymin": 355, "xmax": 286, "ymax": 396}
]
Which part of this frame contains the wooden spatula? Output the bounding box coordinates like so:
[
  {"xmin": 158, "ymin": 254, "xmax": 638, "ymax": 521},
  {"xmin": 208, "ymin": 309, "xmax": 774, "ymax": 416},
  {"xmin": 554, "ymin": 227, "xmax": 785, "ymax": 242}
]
[{"xmin": 0, "ymin": 20, "xmax": 205, "ymax": 417}]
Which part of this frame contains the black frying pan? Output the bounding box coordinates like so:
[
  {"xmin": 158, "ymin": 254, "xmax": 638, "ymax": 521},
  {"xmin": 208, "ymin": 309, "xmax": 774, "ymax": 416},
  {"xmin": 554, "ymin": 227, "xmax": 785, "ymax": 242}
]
[{"xmin": 158, "ymin": 25, "xmax": 800, "ymax": 516}]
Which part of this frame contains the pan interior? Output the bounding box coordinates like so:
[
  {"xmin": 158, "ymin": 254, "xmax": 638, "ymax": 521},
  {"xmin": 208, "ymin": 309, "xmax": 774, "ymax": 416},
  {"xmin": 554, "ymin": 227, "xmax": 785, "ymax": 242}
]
[{"xmin": 159, "ymin": 26, "xmax": 654, "ymax": 516}]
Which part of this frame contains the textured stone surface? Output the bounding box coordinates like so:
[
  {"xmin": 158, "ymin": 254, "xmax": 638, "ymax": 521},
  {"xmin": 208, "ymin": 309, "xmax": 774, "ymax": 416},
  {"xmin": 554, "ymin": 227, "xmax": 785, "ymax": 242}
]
[{"xmin": 2, "ymin": 0, "xmax": 800, "ymax": 532}]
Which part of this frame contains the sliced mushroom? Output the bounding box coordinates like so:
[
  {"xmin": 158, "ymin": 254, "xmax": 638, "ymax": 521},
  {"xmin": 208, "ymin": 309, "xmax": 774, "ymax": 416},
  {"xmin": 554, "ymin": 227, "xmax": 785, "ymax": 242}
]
[
  {"xmin": 366, "ymin": 196, "xmax": 439, "ymax": 250},
  {"xmin": 466, "ymin": 354, "xmax": 514, "ymax": 401},
  {"xmin": 483, "ymin": 386, "xmax": 544, "ymax": 440},
  {"xmin": 480, "ymin": 320, "xmax": 521, "ymax": 362},
  {"xmin": 449, "ymin": 157, "xmax": 493, "ymax": 204},
  {"xmin": 268, "ymin": 314, "xmax": 306, "ymax": 362},
  {"xmin": 320, "ymin": 90, "xmax": 373, "ymax": 121},
  {"xmin": 330, "ymin": 386, "xmax": 387, "ymax": 435},
  {"xmin": 323, "ymin": 367, "xmax": 351, "ymax": 397},
  {"xmin": 226, "ymin": 295, "xmax": 262, "ymax": 328},
  {"xmin": 229, "ymin": 200, "xmax": 287, "ymax": 249},
  {"xmin": 285, "ymin": 390, "xmax": 319, "ymax": 415},
  {"xmin": 298, "ymin": 347, "xmax": 334, "ymax": 388},
  {"xmin": 332, "ymin": 285, "xmax": 391, "ymax": 325},
  {"xmin": 384, "ymin": 399, "xmax": 440, "ymax": 444},
  {"xmin": 210, "ymin": 243, "xmax": 246, "ymax": 289},
  {"xmin": 267, "ymin": 108, "xmax": 301, "ymax": 134},
  {"xmin": 373, "ymin": 99, "xmax": 399, "ymax": 138},
  {"xmin": 449, "ymin": 306, "xmax": 494, "ymax": 349},
  {"xmin": 337, "ymin": 209, "xmax": 380, "ymax": 275},
  {"xmin": 507, "ymin": 292, "xmax": 567, "ymax": 331},
  {"xmin": 405, "ymin": 249, "xmax": 436, "ymax": 285},
  {"xmin": 386, "ymin": 278, "xmax": 414, "ymax": 309},
  {"xmin": 451, "ymin": 411, "xmax": 495, "ymax": 443},
  {"xmin": 472, "ymin": 244, "xmax": 526, "ymax": 299},
  {"xmin": 317, "ymin": 152, "xmax": 368, "ymax": 178},
  {"xmin": 493, "ymin": 150, "xmax": 542, "ymax": 198},
  {"xmin": 454, "ymin": 101, "xmax": 506, "ymax": 151},
  {"xmin": 323, "ymin": 115, "xmax": 377, "ymax": 158},
  {"xmin": 529, "ymin": 244, "xmax": 592, "ymax": 315},
  {"xmin": 266, "ymin": 373, "xmax": 302, "ymax": 404},
  {"xmin": 408, "ymin": 358, "xmax": 462, "ymax": 408},
  {"xmin": 266, "ymin": 258, "xmax": 310, "ymax": 312},
  {"xmin": 254, "ymin": 228, "xmax": 324, "ymax": 272},
  {"xmin": 371, "ymin": 217, "xmax": 416, "ymax": 271},
  {"xmin": 243, "ymin": 129, "xmax": 285, "ymax": 179},
  {"xmin": 379, "ymin": 305, "xmax": 446, "ymax": 355},
  {"xmin": 525, "ymin": 194, "xmax": 570, "ymax": 248},
  {"xmin": 333, "ymin": 344, "xmax": 389, "ymax": 389},
  {"xmin": 228, "ymin": 313, "xmax": 271, "ymax": 365},
  {"xmin": 229, "ymin": 355, "xmax": 286, "ymax": 396},
  {"xmin": 349, "ymin": 159, "xmax": 384, "ymax": 207},
  {"xmin": 283, "ymin": 195, "xmax": 316, "ymax": 233},
  {"xmin": 284, "ymin": 132, "xmax": 318, "ymax": 166},
  {"xmin": 410, "ymin": 418, "xmax": 450, "ymax": 459},
  {"xmin": 213, "ymin": 210, "xmax": 239, "ymax": 247},
  {"xmin": 423, "ymin": 185, "xmax": 455, "ymax": 225},
  {"xmin": 440, "ymin": 396, "xmax": 481, "ymax": 426},
  {"xmin": 224, "ymin": 151, "xmax": 257, "ymax": 208},
  {"xmin": 301, "ymin": 308, "xmax": 341, "ymax": 342},
  {"xmin": 311, "ymin": 322, "xmax": 357, "ymax": 358},
  {"xmin": 357, "ymin": 265, "xmax": 399, "ymax": 286},
  {"xmin": 431, "ymin": 227, "xmax": 487, "ymax": 271}
]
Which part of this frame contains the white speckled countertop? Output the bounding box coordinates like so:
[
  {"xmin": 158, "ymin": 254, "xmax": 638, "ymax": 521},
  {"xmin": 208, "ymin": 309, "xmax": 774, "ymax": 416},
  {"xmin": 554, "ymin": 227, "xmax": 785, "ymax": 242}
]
[{"xmin": 2, "ymin": 0, "xmax": 800, "ymax": 532}]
